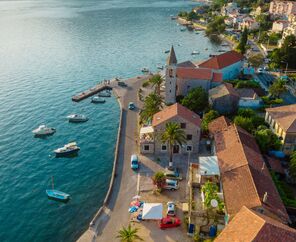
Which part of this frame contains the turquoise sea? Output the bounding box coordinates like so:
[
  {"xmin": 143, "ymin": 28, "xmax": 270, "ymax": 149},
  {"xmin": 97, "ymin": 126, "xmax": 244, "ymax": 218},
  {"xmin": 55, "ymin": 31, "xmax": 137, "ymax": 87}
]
[{"xmin": 0, "ymin": 0, "xmax": 225, "ymax": 241}]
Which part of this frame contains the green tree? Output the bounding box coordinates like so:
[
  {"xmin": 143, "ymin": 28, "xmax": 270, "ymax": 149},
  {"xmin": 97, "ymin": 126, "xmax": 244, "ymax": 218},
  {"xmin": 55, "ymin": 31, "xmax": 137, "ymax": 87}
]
[
  {"xmin": 236, "ymin": 27, "xmax": 248, "ymax": 54},
  {"xmin": 256, "ymin": 14, "xmax": 272, "ymax": 31},
  {"xmin": 237, "ymin": 108, "xmax": 256, "ymax": 118},
  {"xmin": 161, "ymin": 122, "xmax": 186, "ymax": 168},
  {"xmin": 234, "ymin": 116, "xmax": 254, "ymax": 133},
  {"xmin": 152, "ymin": 171, "xmax": 166, "ymax": 190},
  {"xmin": 201, "ymin": 110, "xmax": 220, "ymax": 132},
  {"xmin": 140, "ymin": 93, "xmax": 163, "ymax": 124},
  {"xmin": 248, "ymin": 53, "xmax": 264, "ymax": 67},
  {"xmin": 270, "ymin": 35, "xmax": 296, "ymax": 69},
  {"xmin": 206, "ymin": 16, "xmax": 226, "ymax": 36},
  {"xmin": 255, "ymin": 128, "xmax": 281, "ymax": 152},
  {"xmin": 289, "ymin": 151, "xmax": 296, "ymax": 180},
  {"xmin": 269, "ymin": 78, "xmax": 287, "ymax": 98},
  {"xmin": 116, "ymin": 224, "xmax": 143, "ymax": 242},
  {"xmin": 181, "ymin": 87, "xmax": 208, "ymax": 113},
  {"xmin": 148, "ymin": 74, "xmax": 163, "ymax": 95},
  {"xmin": 201, "ymin": 181, "xmax": 224, "ymax": 211}
]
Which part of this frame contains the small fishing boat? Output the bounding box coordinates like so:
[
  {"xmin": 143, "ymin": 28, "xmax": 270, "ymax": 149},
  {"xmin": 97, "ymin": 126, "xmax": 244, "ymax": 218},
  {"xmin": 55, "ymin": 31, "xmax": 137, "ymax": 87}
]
[
  {"xmin": 218, "ymin": 49, "xmax": 226, "ymax": 52},
  {"xmin": 67, "ymin": 114, "xmax": 88, "ymax": 123},
  {"xmin": 32, "ymin": 125, "xmax": 56, "ymax": 136},
  {"xmin": 195, "ymin": 32, "xmax": 200, "ymax": 34},
  {"xmin": 205, "ymin": 48, "xmax": 208, "ymax": 50},
  {"xmin": 46, "ymin": 176, "xmax": 70, "ymax": 202},
  {"xmin": 164, "ymin": 50, "xmax": 170, "ymax": 54},
  {"xmin": 91, "ymin": 96, "xmax": 106, "ymax": 103},
  {"xmin": 141, "ymin": 67, "xmax": 149, "ymax": 73},
  {"xmin": 191, "ymin": 50, "xmax": 200, "ymax": 55},
  {"xmin": 157, "ymin": 64, "xmax": 164, "ymax": 70},
  {"xmin": 180, "ymin": 27, "xmax": 186, "ymax": 32},
  {"xmin": 221, "ymin": 44, "xmax": 229, "ymax": 47},
  {"xmin": 170, "ymin": 15, "xmax": 177, "ymax": 20},
  {"xmin": 54, "ymin": 142, "xmax": 80, "ymax": 157},
  {"xmin": 98, "ymin": 90, "xmax": 111, "ymax": 97}
]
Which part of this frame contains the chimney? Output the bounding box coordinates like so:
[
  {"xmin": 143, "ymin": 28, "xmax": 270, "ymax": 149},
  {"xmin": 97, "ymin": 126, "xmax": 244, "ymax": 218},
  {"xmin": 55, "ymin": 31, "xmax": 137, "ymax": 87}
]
[{"xmin": 263, "ymin": 192, "xmax": 268, "ymax": 203}]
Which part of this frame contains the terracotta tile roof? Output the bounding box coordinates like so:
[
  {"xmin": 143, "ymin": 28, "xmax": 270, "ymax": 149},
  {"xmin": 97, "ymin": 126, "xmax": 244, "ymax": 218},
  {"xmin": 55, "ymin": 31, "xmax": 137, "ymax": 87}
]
[
  {"xmin": 198, "ymin": 50, "xmax": 244, "ymax": 69},
  {"xmin": 212, "ymin": 72, "xmax": 223, "ymax": 83},
  {"xmin": 210, "ymin": 119, "xmax": 289, "ymax": 223},
  {"xmin": 152, "ymin": 103, "xmax": 201, "ymax": 127},
  {"xmin": 266, "ymin": 104, "xmax": 296, "ymax": 133},
  {"xmin": 209, "ymin": 83, "xmax": 239, "ymax": 100},
  {"xmin": 208, "ymin": 116, "xmax": 232, "ymax": 134},
  {"xmin": 176, "ymin": 67, "xmax": 213, "ymax": 80},
  {"xmin": 177, "ymin": 61, "xmax": 197, "ymax": 68},
  {"xmin": 265, "ymin": 156, "xmax": 285, "ymax": 175},
  {"xmin": 236, "ymin": 88, "xmax": 258, "ymax": 99},
  {"xmin": 215, "ymin": 206, "xmax": 296, "ymax": 242}
]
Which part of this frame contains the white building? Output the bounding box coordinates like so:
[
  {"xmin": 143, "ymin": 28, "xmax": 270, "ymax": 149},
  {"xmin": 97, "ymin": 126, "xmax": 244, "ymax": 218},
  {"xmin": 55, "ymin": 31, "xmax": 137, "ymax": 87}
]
[
  {"xmin": 269, "ymin": 1, "xmax": 296, "ymax": 19},
  {"xmin": 272, "ymin": 20, "xmax": 289, "ymax": 33}
]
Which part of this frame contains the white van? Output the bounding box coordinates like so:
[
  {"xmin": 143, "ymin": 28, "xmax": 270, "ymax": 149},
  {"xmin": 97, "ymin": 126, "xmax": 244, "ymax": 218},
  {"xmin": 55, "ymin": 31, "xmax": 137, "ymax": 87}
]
[{"xmin": 163, "ymin": 179, "xmax": 179, "ymax": 191}]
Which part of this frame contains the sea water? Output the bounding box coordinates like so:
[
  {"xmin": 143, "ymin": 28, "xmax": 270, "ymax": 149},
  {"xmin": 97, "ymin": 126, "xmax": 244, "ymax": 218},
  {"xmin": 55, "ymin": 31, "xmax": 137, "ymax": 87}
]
[{"xmin": 0, "ymin": 0, "xmax": 225, "ymax": 241}]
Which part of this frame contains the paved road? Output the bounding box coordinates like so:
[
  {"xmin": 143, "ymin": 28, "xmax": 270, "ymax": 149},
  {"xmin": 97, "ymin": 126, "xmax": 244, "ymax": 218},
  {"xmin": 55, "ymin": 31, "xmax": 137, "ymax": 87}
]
[{"xmin": 91, "ymin": 76, "xmax": 147, "ymax": 242}]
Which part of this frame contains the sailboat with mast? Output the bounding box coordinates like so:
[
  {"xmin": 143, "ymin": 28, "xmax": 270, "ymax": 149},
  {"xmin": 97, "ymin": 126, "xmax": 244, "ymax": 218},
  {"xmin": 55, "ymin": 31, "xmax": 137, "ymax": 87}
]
[{"xmin": 46, "ymin": 176, "xmax": 70, "ymax": 202}]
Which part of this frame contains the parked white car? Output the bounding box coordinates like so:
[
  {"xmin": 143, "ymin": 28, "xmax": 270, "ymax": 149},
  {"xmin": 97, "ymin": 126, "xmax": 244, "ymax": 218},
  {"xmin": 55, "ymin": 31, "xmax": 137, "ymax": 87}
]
[
  {"xmin": 167, "ymin": 202, "xmax": 176, "ymax": 216},
  {"xmin": 163, "ymin": 179, "xmax": 179, "ymax": 191}
]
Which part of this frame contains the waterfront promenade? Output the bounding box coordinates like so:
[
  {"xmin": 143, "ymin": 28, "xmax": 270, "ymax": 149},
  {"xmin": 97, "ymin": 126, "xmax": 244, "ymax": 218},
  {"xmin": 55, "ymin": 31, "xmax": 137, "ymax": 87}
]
[{"xmin": 78, "ymin": 75, "xmax": 148, "ymax": 242}]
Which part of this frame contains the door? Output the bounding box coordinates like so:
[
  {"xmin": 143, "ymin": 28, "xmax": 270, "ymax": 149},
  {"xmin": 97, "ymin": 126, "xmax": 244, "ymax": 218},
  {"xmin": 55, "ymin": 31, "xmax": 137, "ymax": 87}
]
[{"xmin": 173, "ymin": 145, "xmax": 179, "ymax": 154}]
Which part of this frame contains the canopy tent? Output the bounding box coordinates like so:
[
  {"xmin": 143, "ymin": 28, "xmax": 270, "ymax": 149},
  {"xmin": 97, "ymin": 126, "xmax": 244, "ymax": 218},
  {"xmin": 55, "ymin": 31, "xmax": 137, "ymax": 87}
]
[
  {"xmin": 142, "ymin": 203, "xmax": 163, "ymax": 220},
  {"xmin": 199, "ymin": 156, "xmax": 220, "ymax": 176},
  {"xmin": 140, "ymin": 126, "xmax": 154, "ymax": 134}
]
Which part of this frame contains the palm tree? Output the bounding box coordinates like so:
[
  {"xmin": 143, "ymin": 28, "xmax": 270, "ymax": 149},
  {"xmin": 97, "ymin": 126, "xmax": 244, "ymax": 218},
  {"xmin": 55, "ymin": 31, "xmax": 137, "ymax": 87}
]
[
  {"xmin": 149, "ymin": 74, "xmax": 164, "ymax": 95},
  {"xmin": 140, "ymin": 93, "xmax": 163, "ymax": 124},
  {"xmin": 161, "ymin": 122, "xmax": 186, "ymax": 168},
  {"xmin": 152, "ymin": 171, "xmax": 166, "ymax": 190},
  {"xmin": 116, "ymin": 224, "xmax": 143, "ymax": 242}
]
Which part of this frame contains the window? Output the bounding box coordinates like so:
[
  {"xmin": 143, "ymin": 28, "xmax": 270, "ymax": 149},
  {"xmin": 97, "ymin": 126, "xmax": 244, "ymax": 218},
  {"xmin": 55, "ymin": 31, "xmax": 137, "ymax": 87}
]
[
  {"xmin": 169, "ymin": 90, "xmax": 171, "ymax": 93},
  {"xmin": 144, "ymin": 145, "xmax": 150, "ymax": 151},
  {"xmin": 180, "ymin": 123, "xmax": 186, "ymax": 129},
  {"xmin": 161, "ymin": 144, "xmax": 167, "ymax": 151},
  {"xmin": 169, "ymin": 69, "xmax": 173, "ymax": 77},
  {"xmin": 187, "ymin": 134, "xmax": 192, "ymax": 140},
  {"xmin": 186, "ymin": 145, "xmax": 192, "ymax": 152}
]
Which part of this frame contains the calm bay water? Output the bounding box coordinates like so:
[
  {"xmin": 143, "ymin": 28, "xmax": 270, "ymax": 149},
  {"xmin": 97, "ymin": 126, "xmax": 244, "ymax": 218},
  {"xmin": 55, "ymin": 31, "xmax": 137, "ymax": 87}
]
[{"xmin": 0, "ymin": 0, "xmax": 224, "ymax": 241}]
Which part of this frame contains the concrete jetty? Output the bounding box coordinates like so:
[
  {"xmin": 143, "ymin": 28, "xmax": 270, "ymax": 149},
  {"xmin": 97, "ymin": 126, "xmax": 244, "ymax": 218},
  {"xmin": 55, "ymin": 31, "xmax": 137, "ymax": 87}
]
[
  {"xmin": 72, "ymin": 82, "xmax": 112, "ymax": 102},
  {"xmin": 77, "ymin": 75, "xmax": 150, "ymax": 242}
]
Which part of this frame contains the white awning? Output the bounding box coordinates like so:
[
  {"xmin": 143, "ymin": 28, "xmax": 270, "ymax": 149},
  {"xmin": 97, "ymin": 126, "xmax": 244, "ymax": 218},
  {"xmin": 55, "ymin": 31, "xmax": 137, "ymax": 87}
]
[
  {"xmin": 140, "ymin": 126, "xmax": 154, "ymax": 134},
  {"xmin": 199, "ymin": 156, "xmax": 220, "ymax": 176},
  {"xmin": 142, "ymin": 203, "xmax": 163, "ymax": 220}
]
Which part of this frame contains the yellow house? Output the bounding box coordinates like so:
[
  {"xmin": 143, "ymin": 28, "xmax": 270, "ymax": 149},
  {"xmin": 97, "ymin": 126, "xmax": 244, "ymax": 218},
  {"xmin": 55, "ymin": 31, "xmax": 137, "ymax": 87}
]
[{"xmin": 265, "ymin": 104, "xmax": 296, "ymax": 155}]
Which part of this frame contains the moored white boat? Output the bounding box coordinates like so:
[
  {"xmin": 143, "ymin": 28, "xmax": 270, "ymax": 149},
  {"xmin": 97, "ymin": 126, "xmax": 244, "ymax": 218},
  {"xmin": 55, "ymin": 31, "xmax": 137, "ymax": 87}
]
[
  {"xmin": 54, "ymin": 142, "xmax": 80, "ymax": 157},
  {"xmin": 32, "ymin": 125, "xmax": 56, "ymax": 136},
  {"xmin": 191, "ymin": 50, "xmax": 200, "ymax": 55},
  {"xmin": 157, "ymin": 64, "xmax": 164, "ymax": 70},
  {"xmin": 67, "ymin": 114, "xmax": 88, "ymax": 123},
  {"xmin": 91, "ymin": 96, "xmax": 106, "ymax": 103},
  {"xmin": 141, "ymin": 67, "xmax": 149, "ymax": 73},
  {"xmin": 98, "ymin": 91, "xmax": 111, "ymax": 97}
]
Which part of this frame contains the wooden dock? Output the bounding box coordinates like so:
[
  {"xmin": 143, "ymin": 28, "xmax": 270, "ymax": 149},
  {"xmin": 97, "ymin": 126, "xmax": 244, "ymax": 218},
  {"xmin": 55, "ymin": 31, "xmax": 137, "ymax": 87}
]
[{"xmin": 72, "ymin": 83, "xmax": 112, "ymax": 102}]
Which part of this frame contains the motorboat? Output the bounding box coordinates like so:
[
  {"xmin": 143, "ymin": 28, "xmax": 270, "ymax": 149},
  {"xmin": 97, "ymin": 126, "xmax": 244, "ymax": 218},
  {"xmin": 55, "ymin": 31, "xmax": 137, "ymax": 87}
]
[
  {"xmin": 180, "ymin": 27, "xmax": 186, "ymax": 32},
  {"xmin": 32, "ymin": 125, "xmax": 56, "ymax": 136},
  {"xmin": 98, "ymin": 90, "xmax": 111, "ymax": 97},
  {"xmin": 67, "ymin": 114, "xmax": 88, "ymax": 123},
  {"xmin": 46, "ymin": 189, "xmax": 70, "ymax": 202},
  {"xmin": 164, "ymin": 50, "xmax": 170, "ymax": 54},
  {"xmin": 141, "ymin": 67, "xmax": 149, "ymax": 73},
  {"xmin": 157, "ymin": 64, "xmax": 164, "ymax": 70},
  {"xmin": 91, "ymin": 96, "xmax": 106, "ymax": 103},
  {"xmin": 191, "ymin": 50, "xmax": 200, "ymax": 55},
  {"xmin": 46, "ymin": 176, "xmax": 70, "ymax": 202},
  {"xmin": 170, "ymin": 15, "xmax": 177, "ymax": 20},
  {"xmin": 54, "ymin": 142, "xmax": 80, "ymax": 157}
]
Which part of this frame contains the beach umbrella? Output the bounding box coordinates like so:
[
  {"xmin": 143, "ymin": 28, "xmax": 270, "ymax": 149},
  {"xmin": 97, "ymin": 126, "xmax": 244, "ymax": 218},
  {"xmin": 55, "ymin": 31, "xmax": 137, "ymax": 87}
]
[{"xmin": 128, "ymin": 206, "xmax": 138, "ymax": 213}]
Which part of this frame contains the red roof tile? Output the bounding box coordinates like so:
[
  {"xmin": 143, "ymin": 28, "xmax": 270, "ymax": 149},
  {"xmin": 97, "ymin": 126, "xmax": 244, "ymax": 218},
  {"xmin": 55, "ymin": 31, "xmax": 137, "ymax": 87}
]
[
  {"xmin": 199, "ymin": 50, "xmax": 244, "ymax": 69},
  {"xmin": 152, "ymin": 103, "xmax": 201, "ymax": 127},
  {"xmin": 216, "ymin": 206, "xmax": 296, "ymax": 242},
  {"xmin": 212, "ymin": 72, "xmax": 223, "ymax": 82},
  {"xmin": 210, "ymin": 119, "xmax": 289, "ymax": 223},
  {"xmin": 176, "ymin": 67, "xmax": 212, "ymax": 80}
]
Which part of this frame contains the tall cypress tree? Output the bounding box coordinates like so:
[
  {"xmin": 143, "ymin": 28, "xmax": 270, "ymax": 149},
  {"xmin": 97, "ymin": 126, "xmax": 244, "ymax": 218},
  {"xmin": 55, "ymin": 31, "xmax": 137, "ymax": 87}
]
[{"xmin": 237, "ymin": 27, "xmax": 248, "ymax": 54}]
